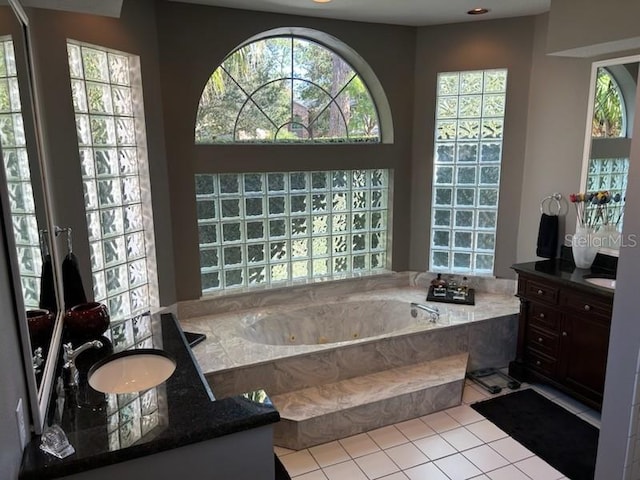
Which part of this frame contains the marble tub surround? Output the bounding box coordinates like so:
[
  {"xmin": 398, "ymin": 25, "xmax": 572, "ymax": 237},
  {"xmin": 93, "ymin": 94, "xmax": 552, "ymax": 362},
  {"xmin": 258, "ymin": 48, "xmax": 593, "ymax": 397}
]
[
  {"xmin": 19, "ymin": 313, "xmax": 279, "ymax": 480},
  {"xmin": 181, "ymin": 285, "xmax": 518, "ymax": 451},
  {"xmin": 180, "ymin": 286, "xmax": 520, "ymax": 377},
  {"xmin": 273, "ymin": 354, "xmax": 468, "ymax": 449}
]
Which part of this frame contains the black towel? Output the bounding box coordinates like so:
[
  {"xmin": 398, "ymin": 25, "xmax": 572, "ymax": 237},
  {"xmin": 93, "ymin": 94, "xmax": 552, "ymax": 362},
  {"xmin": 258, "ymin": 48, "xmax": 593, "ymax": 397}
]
[
  {"xmin": 38, "ymin": 254, "xmax": 56, "ymax": 313},
  {"xmin": 536, "ymin": 213, "xmax": 559, "ymax": 258},
  {"xmin": 62, "ymin": 252, "xmax": 87, "ymax": 308}
]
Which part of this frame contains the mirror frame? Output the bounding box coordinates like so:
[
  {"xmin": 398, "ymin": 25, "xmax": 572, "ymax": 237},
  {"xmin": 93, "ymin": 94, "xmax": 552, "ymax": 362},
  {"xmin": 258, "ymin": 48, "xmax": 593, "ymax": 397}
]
[
  {"xmin": 579, "ymin": 53, "xmax": 640, "ymax": 258},
  {"xmin": 6, "ymin": 0, "xmax": 65, "ymax": 433}
]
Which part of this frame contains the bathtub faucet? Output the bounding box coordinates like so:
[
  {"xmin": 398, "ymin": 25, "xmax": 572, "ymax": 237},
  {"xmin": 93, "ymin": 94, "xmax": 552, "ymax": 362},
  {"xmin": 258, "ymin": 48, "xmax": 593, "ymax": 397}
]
[{"xmin": 410, "ymin": 302, "xmax": 440, "ymax": 322}]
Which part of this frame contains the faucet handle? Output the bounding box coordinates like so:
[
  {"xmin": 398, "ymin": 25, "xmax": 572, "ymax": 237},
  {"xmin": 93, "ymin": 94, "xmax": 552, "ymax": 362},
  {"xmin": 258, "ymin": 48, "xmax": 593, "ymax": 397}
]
[{"xmin": 63, "ymin": 343, "xmax": 74, "ymax": 362}]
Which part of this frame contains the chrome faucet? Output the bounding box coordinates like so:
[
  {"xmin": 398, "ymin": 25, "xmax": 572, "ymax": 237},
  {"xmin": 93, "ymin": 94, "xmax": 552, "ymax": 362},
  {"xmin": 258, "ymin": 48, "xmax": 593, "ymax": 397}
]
[
  {"xmin": 410, "ymin": 302, "xmax": 440, "ymax": 322},
  {"xmin": 63, "ymin": 340, "xmax": 103, "ymax": 387}
]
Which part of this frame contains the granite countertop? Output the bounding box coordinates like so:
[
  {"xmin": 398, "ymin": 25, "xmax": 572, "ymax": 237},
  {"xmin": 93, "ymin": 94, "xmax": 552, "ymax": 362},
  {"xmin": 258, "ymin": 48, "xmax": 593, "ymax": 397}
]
[
  {"xmin": 19, "ymin": 312, "xmax": 280, "ymax": 480},
  {"xmin": 511, "ymin": 259, "xmax": 615, "ymax": 298}
]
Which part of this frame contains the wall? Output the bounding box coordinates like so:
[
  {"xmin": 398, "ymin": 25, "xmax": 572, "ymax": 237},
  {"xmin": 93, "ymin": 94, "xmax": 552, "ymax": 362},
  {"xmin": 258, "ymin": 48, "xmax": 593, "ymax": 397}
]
[
  {"xmin": 547, "ymin": 0, "xmax": 640, "ymax": 56},
  {"xmin": 596, "ymin": 62, "xmax": 640, "ymax": 479},
  {"xmin": 0, "ymin": 188, "xmax": 32, "ymax": 480},
  {"xmin": 410, "ymin": 16, "xmax": 535, "ymax": 278},
  {"xmin": 26, "ymin": 0, "xmax": 176, "ymax": 307},
  {"xmin": 155, "ymin": 3, "xmax": 417, "ymax": 301},
  {"xmin": 516, "ymin": 14, "xmax": 591, "ymax": 262}
]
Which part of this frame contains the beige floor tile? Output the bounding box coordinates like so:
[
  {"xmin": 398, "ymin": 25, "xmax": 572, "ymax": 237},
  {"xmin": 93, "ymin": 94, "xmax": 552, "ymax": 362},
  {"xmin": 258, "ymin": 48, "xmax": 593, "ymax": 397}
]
[
  {"xmin": 488, "ymin": 437, "xmax": 534, "ymax": 463},
  {"xmin": 323, "ymin": 460, "xmax": 368, "ymax": 480},
  {"xmin": 464, "ymin": 420, "xmax": 508, "ymax": 442},
  {"xmin": 280, "ymin": 449, "xmax": 321, "ymax": 477},
  {"xmin": 486, "ymin": 464, "xmax": 531, "ymax": 480},
  {"xmin": 309, "ymin": 441, "xmax": 351, "ymax": 467},
  {"xmin": 293, "ymin": 470, "xmax": 329, "ymax": 480},
  {"xmin": 440, "ymin": 426, "xmax": 484, "ymax": 451},
  {"xmin": 514, "ymin": 456, "xmax": 564, "ymax": 480},
  {"xmin": 462, "ymin": 444, "xmax": 509, "ymax": 472},
  {"xmin": 395, "ymin": 418, "xmax": 437, "ymax": 441},
  {"xmin": 368, "ymin": 425, "xmax": 410, "ymax": 449},
  {"xmin": 434, "ymin": 452, "xmax": 482, "ymax": 479},
  {"xmin": 339, "ymin": 433, "xmax": 381, "ymax": 458},
  {"xmin": 420, "ymin": 410, "xmax": 462, "ymax": 433},
  {"xmin": 404, "ymin": 462, "xmax": 449, "ymax": 480},
  {"xmin": 413, "ymin": 434, "xmax": 457, "ymax": 460},
  {"xmin": 463, "ymin": 385, "xmax": 490, "ymax": 404},
  {"xmin": 444, "ymin": 404, "xmax": 486, "ymax": 425},
  {"xmin": 355, "ymin": 451, "xmax": 400, "ymax": 479},
  {"xmin": 378, "ymin": 473, "xmax": 410, "ymax": 480},
  {"xmin": 384, "ymin": 442, "xmax": 429, "ymax": 470}
]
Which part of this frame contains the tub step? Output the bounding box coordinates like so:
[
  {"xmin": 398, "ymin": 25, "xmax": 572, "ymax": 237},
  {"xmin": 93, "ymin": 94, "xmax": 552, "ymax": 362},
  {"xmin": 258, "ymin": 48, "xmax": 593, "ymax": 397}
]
[{"xmin": 271, "ymin": 353, "xmax": 468, "ymax": 450}]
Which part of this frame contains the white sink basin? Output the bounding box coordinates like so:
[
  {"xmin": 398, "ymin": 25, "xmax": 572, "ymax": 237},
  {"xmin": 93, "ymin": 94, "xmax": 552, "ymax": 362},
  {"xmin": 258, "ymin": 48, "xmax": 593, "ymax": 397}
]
[
  {"xmin": 584, "ymin": 277, "xmax": 616, "ymax": 290},
  {"xmin": 88, "ymin": 349, "xmax": 176, "ymax": 394}
]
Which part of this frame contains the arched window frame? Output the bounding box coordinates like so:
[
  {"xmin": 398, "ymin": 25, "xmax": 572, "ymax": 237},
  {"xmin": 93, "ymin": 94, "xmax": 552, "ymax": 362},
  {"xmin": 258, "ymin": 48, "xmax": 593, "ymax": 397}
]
[{"xmin": 194, "ymin": 28, "xmax": 393, "ymax": 145}]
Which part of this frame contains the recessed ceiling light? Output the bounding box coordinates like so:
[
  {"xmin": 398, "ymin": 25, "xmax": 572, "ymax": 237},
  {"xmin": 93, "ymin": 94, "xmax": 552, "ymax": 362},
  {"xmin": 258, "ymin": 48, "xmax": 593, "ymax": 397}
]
[
  {"xmin": 467, "ymin": 7, "xmax": 490, "ymax": 15},
  {"xmin": 313, "ymin": 0, "xmax": 332, "ymax": 3}
]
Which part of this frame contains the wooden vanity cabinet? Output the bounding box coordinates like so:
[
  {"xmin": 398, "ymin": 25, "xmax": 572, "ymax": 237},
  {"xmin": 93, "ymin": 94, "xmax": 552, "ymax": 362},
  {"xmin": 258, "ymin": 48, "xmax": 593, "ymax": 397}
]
[{"xmin": 510, "ymin": 272, "xmax": 612, "ymax": 410}]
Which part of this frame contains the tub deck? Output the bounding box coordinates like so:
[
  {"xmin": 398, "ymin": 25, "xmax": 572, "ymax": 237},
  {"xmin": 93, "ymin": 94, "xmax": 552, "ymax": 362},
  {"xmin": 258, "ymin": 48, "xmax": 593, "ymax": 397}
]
[
  {"xmin": 179, "ymin": 286, "xmax": 519, "ymax": 376},
  {"xmin": 178, "ymin": 281, "xmax": 519, "ymax": 449}
]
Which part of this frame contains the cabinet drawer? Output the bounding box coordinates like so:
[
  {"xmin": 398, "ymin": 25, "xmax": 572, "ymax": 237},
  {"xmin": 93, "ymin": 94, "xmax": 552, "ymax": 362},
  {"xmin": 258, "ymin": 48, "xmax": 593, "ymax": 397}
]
[
  {"xmin": 560, "ymin": 291, "xmax": 612, "ymax": 319},
  {"xmin": 526, "ymin": 325, "xmax": 559, "ymax": 358},
  {"xmin": 525, "ymin": 348, "xmax": 557, "ymax": 377},
  {"xmin": 524, "ymin": 279, "xmax": 559, "ymax": 305},
  {"xmin": 528, "ymin": 302, "xmax": 560, "ymax": 330}
]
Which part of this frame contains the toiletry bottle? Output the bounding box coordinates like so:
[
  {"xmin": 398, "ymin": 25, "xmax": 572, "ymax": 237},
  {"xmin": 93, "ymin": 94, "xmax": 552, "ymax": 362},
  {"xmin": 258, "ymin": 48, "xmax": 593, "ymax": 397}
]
[
  {"xmin": 430, "ymin": 273, "xmax": 447, "ymax": 287},
  {"xmin": 461, "ymin": 276, "xmax": 469, "ymax": 293}
]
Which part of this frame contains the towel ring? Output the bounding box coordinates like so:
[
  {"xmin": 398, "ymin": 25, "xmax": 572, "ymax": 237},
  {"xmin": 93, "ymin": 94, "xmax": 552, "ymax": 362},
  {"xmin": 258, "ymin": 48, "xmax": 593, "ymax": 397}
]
[{"xmin": 540, "ymin": 193, "xmax": 562, "ymax": 216}]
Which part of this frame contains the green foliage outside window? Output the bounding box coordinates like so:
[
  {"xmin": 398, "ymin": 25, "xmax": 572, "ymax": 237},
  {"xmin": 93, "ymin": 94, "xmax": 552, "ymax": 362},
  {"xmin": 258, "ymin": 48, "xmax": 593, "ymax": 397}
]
[{"xmin": 195, "ymin": 37, "xmax": 380, "ymax": 144}]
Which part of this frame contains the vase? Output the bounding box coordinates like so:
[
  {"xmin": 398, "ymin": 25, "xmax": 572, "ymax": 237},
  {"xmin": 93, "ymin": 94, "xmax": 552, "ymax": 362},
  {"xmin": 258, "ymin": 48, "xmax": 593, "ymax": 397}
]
[
  {"xmin": 26, "ymin": 309, "xmax": 54, "ymax": 346},
  {"xmin": 571, "ymin": 226, "xmax": 598, "ymax": 269},
  {"xmin": 594, "ymin": 224, "xmax": 621, "ymax": 250},
  {"xmin": 65, "ymin": 302, "xmax": 110, "ymax": 339}
]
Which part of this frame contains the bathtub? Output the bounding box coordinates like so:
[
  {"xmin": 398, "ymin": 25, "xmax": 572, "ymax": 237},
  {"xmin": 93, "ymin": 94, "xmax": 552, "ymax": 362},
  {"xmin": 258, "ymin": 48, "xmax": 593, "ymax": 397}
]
[
  {"xmin": 178, "ymin": 282, "xmax": 520, "ymax": 399},
  {"xmin": 240, "ymin": 299, "xmax": 429, "ymax": 346}
]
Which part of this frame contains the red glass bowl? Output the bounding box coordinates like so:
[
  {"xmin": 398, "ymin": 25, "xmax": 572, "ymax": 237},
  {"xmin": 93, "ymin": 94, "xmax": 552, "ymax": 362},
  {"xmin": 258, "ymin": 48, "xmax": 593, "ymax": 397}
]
[
  {"xmin": 65, "ymin": 302, "xmax": 110, "ymax": 338},
  {"xmin": 26, "ymin": 309, "xmax": 54, "ymax": 343}
]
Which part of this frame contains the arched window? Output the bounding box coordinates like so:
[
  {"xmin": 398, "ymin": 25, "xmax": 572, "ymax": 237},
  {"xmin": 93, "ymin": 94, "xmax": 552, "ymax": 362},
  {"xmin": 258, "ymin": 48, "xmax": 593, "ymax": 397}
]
[
  {"xmin": 195, "ymin": 36, "xmax": 380, "ymax": 144},
  {"xmin": 592, "ymin": 67, "xmax": 626, "ymax": 138}
]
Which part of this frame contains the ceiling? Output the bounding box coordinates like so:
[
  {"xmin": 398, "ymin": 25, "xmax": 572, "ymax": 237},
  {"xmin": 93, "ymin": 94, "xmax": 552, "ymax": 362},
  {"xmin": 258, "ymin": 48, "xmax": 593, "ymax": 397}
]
[{"xmin": 169, "ymin": 0, "xmax": 550, "ymax": 27}]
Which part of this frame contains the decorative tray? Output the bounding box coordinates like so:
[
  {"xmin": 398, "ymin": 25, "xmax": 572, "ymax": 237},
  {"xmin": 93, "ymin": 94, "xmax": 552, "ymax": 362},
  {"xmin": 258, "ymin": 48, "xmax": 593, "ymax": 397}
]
[{"xmin": 426, "ymin": 286, "xmax": 475, "ymax": 305}]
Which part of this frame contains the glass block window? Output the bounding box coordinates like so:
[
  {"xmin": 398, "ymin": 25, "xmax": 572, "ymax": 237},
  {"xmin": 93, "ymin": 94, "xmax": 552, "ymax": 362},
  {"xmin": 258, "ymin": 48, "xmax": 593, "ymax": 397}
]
[
  {"xmin": 0, "ymin": 37, "xmax": 41, "ymax": 309},
  {"xmin": 195, "ymin": 169, "xmax": 390, "ymax": 292},
  {"xmin": 195, "ymin": 36, "xmax": 379, "ymax": 144},
  {"xmin": 430, "ymin": 69, "xmax": 508, "ymax": 275},
  {"xmin": 586, "ymin": 157, "xmax": 628, "ymax": 226},
  {"xmin": 68, "ymin": 40, "xmax": 158, "ymax": 321}
]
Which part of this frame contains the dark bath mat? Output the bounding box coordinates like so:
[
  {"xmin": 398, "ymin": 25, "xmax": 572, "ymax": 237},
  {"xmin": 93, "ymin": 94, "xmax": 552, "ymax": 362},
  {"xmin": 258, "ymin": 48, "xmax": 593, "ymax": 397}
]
[
  {"xmin": 275, "ymin": 453, "xmax": 292, "ymax": 480},
  {"xmin": 471, "ymin": 388, "xmax": 599, "ymax": 480}
]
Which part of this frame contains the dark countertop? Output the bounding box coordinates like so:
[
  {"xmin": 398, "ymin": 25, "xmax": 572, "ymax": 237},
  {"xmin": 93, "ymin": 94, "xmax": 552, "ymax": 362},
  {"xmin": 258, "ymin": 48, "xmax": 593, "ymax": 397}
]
[
  {"xmin": 511, "ymin": 259, "xmax": 615, "ymax": 298},
  {"xmin": 19, "ymin": 312, "xmax": 280, "ymax": 480}
]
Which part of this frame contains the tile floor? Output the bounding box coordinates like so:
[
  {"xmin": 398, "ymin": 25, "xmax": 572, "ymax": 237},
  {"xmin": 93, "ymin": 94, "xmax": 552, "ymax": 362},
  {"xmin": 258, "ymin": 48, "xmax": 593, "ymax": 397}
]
[{"xmin": 274, "ymin": 380, "xmax": 601, "ymax": 480}]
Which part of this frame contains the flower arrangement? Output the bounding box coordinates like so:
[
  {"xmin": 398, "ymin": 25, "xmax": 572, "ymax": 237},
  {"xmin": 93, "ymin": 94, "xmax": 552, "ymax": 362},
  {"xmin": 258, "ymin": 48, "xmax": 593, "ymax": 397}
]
[{"xmin": 569, "ymin": 190, "xmax": 624, "ymax": 229}]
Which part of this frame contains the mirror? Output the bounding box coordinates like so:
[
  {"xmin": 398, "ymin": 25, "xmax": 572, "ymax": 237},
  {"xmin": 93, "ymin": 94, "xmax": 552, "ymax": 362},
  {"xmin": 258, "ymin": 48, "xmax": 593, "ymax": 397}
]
[
  {"xmin": 579, "ymin": 54, "xmax": 640, "ymax": 256},
  {"xmin": 0, "ymin": 0, "xmax": 64, "ymax": 433}
]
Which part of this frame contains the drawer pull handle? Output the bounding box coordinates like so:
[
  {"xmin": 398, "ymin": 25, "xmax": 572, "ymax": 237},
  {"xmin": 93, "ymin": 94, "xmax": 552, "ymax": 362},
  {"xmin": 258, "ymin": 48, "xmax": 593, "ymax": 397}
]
[
  {"xmin": 562, "ymin": 331, "xmax": 568, "ymax": 337},
  {"xmin": 539, "ymin": 313, "xmax": 545, "ymax": 319},
  {"xmin": 536, "ymin": 360, "xmax": 541, "ymax": 366},
  {"xmin": 538, "ymin": 337, "xmax": 543, "ymax": 343},
  {"xmin": 584, "ymin": 304, "xmax": 591, "ymax": 311},
  {"xmin": 537, "ymin": 289, "xmax": 544, "ymax": 295}
]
